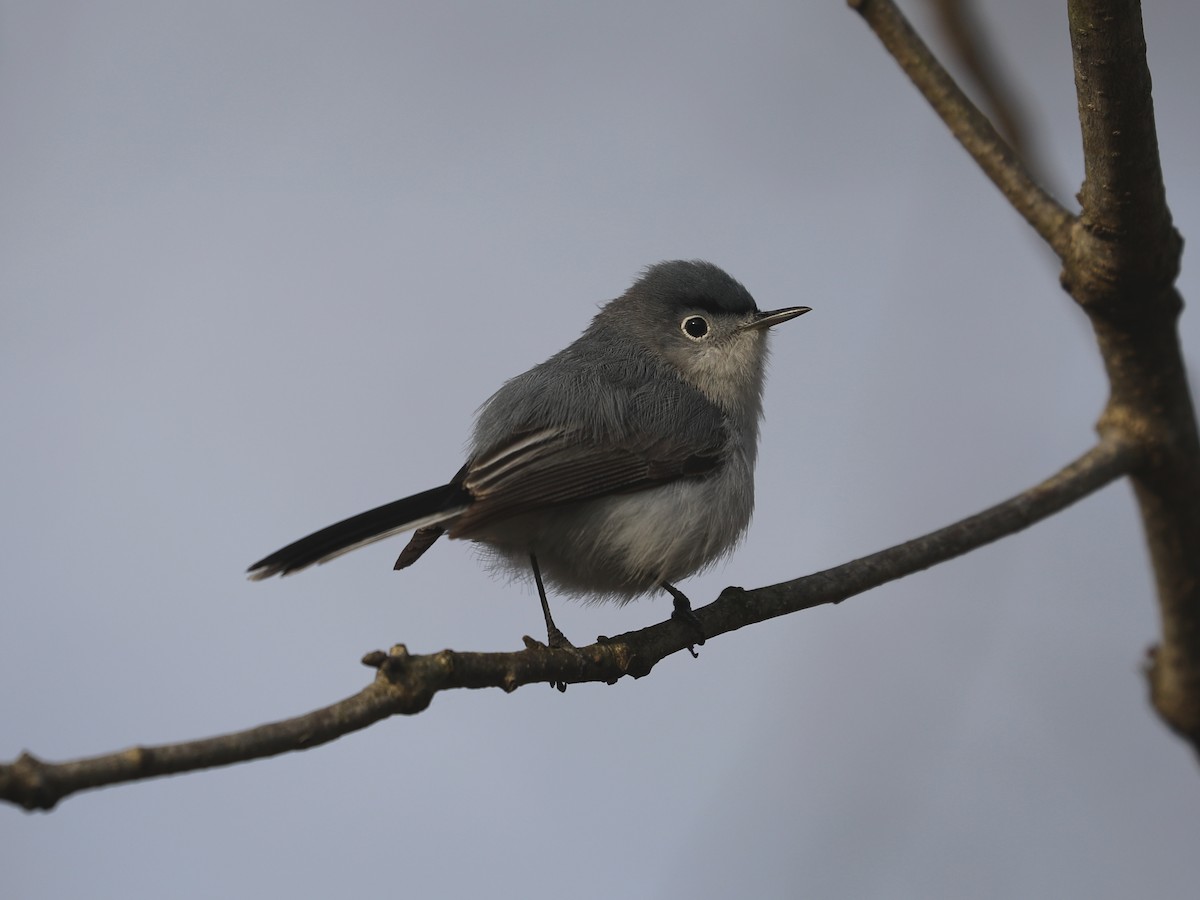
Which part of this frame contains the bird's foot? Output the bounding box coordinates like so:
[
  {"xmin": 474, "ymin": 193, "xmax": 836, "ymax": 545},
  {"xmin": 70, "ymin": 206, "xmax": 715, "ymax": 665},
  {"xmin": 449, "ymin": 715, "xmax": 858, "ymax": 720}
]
[
  {"xmin": 662, "ymin": 583, "xmax": 705, "ymax": 656},
  {"xmin": 522, "ymin": 628, "xmax": 580, "ymax": 692}
]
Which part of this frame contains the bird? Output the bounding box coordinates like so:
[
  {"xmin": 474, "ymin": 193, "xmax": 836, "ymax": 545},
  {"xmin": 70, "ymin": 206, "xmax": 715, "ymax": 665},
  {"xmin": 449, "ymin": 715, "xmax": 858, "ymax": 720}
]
[{"xmin": 248, "ymin": 260, "xmax": 809, "ymax": 647}]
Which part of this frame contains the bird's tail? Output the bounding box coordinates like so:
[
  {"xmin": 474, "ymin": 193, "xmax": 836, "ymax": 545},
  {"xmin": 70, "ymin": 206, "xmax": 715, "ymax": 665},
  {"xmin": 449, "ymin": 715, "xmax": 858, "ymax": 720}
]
[{"xmin": 247, "ymin": 483, "xmax": 470, "ymax": 579}]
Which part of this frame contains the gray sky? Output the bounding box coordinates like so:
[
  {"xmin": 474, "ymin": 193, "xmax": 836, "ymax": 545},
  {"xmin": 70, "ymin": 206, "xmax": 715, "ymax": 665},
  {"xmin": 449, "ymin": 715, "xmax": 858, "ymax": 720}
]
[{"xmin": 3, "ymin": 2, "xmax": 1199, "ymax": 898}]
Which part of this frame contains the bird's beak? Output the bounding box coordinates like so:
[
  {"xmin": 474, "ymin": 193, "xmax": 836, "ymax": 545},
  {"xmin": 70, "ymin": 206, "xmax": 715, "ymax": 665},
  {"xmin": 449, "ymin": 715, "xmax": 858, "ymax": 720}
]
[{"xmin": 741, "ymin": 306, "xmax": 811, "ymax": 332}]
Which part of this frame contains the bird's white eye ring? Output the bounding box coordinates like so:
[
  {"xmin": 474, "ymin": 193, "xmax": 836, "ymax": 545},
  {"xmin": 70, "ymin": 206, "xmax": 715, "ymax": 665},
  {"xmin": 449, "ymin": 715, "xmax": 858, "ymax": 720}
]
[{"xmin": 681, "ymin": 315, "xmax": 710, "ymax": 340}]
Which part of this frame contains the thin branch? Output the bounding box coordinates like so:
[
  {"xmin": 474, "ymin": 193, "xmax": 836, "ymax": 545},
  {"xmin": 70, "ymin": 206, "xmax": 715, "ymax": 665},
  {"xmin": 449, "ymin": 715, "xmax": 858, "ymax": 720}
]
[
  {"xmin": 849, "ymin": 0, "xmax": 1074, "ymax": 256},
  {"xmin": 1, "ymin": 435, "xmax": 1141, "ymax": 811},
  {"xmin": 727, "ymin": 432, "xmax": 1140, "ymax": 622},
  {"xmin": 929, "ymin": 0, "xmax": 1039, "ymax": 168}
]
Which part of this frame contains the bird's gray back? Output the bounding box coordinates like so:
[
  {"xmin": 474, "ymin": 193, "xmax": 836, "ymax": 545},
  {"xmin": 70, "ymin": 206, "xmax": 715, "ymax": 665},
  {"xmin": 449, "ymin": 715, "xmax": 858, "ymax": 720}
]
[{"xmin": 470, "ymin": 318, "xmax": 726, "ymax": 458}]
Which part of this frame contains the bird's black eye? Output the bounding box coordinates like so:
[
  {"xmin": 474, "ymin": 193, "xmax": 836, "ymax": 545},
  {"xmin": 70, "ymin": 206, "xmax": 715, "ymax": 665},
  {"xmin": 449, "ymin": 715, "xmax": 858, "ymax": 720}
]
[{"xmin": 681, "ymin": 315, "xmax": 710, "ymax": 340}]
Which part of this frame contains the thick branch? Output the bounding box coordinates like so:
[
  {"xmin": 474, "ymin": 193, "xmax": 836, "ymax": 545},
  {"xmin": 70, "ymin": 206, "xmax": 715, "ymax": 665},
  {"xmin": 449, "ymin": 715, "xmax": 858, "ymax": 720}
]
[
  {"xmin": 1, "ymin": 436, "xmax": 1140, "ymax": 811},
  {"xmin": 849, "ymin": 0, "xmax": 1073, "ymax": 255},
  {"xmin": 1066, "ymin": 0, "xmax": 1181, "ymax": 308},
  {"xmin": 1064, "ymin": 0, "xmax": 1200, "ymax": 749}
]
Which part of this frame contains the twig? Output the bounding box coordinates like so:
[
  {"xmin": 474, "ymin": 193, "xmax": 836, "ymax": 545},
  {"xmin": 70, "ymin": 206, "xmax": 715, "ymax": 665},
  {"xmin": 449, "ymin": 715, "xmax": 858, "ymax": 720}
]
[
  {"xmin": 929, "ymin": 0, "xmax": 1039, "ymax": 171},
  {"xmin": 849, "ymin": 0, "xmax": 1073, "ymax": 256},
  {"xmin": 1, "ymin": 435, "xmax": 1141, "ymax": 811}
]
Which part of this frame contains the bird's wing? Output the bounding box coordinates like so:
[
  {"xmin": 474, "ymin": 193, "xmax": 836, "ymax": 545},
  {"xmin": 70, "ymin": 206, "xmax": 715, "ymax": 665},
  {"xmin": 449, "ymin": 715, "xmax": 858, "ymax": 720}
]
[{"xmin": 448, "ymin": 424, "xmax": 727, "ymax": 537}]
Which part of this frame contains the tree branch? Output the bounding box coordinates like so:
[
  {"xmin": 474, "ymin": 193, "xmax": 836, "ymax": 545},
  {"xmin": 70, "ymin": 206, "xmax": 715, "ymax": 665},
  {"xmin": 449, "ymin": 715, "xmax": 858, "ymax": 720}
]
[
  {"xmin": 849, "ymin": 0, "xmax": 1074, "ymax": 256},
  {"xmin": 929, "ymin": 0, "xmax": 1040, "ymax": 171},
  {"xmin": 1066, "ymin": 0, "xmax": 1181, "ymax": 301},
  {"xmin": 1, "ymin": 435, "xmax": 1141, "ymax": 811},
  {"xmin": 1063, "ymin": 0, "xmax": 1200, "ymax": 751},
  {"xmin": 851, "ymin": 0, "xmax": 1198, "ymax": 753}
]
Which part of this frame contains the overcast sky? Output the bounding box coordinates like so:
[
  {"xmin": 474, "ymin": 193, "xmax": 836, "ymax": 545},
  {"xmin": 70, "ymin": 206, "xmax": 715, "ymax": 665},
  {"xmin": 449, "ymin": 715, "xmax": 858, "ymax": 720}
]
[{"xmin": 3, "ymin": 2, "xmax": 1199, "ymax": 898}]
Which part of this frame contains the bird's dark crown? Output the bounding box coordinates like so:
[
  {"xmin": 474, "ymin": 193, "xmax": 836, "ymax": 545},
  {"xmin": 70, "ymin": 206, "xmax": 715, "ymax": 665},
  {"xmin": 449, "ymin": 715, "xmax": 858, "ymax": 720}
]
[{"xmin": 628, "ymin": 260, "xmax": 758, "ymax": 317}]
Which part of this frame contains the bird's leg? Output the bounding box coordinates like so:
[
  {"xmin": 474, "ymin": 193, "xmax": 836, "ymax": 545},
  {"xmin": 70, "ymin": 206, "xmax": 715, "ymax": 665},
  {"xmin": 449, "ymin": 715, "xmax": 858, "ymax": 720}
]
[
  {"xmin": 530, "ymin": 553, "xmax": 574, "ymax": 650},
  {"xmin": 662, "ymin": 582, "xmax": 706, "ymax": 651}
]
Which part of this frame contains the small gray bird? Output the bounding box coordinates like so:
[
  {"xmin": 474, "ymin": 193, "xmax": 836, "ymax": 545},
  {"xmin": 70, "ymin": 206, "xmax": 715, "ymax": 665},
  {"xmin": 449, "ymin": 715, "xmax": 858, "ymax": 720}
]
[{"xmin": 248, "ymin": 260, "xmax": 809, "ymax": 646}]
